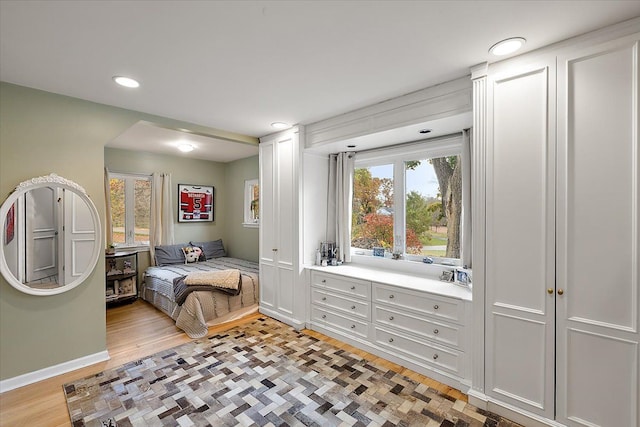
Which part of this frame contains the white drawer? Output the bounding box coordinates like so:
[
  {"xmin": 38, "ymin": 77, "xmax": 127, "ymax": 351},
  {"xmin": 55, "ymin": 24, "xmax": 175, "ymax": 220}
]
[
  {"xmin": 311, "ymin": 306, "xmax": 369, "ymax": 339},
  {"xmin": 373, "ymin": 283, "xmax": 464, "ymax": 323},
  {"xmin": 373, "ymin": 326, "xmax": 464, "ymax": 377},
  {"xmin": 312, "ymin": 271, "xmax": 370, "ymax": 299},
  {"xmin": 311, "ymin": 287, "xmax": 370, "ymax": 320},
  {"xmin": 374, "ymin": 305, "xmax": 463, "ymax": 350}
]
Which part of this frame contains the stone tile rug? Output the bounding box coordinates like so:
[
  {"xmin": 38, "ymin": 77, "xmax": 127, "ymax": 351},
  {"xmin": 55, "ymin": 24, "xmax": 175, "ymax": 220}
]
[{"xmin": 64, "ymin": 317, "xmax": 521, "ymax": 426}]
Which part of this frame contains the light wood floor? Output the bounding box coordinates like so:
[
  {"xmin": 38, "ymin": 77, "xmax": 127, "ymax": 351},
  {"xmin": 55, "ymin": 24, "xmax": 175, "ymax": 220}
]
[{"xmin": 0, "ymin": 300, "xmax": 466, "ymax": 427}]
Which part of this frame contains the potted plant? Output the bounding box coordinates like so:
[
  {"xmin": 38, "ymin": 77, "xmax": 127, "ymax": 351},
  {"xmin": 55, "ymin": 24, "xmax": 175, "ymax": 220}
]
[{"xmin": 106, "ymin": 244, "xmax": 116, "ymax": 255}]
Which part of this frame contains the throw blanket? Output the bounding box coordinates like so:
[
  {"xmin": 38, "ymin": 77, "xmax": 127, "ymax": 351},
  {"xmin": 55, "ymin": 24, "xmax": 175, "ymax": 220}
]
[{"xmin": 174, "ymin": 269, "xmax": 242, "ymax": 306}]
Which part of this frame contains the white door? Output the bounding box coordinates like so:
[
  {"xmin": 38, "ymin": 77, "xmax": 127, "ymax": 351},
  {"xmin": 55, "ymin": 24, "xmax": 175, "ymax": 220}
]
[
  {"xmin": 275, "ymin": 133, "xmax": 295, "ymax": 316},
  {"xmin": 556, "ymin": 36, "xmax": 639, "ymax": 427},
  {"xmin": 63, "ymin": 189, "xmax": 97, "ymax": 284},
  {"xmin": 25, "ymin": 186, "xmax": 59, "ymax": 282},
  {"xmin": 485, "ymin": 59, "xmax": 556, "ymax": 419},
  {"xmin": 259, "ymin": 139, "xmax": 277, "ymax": 312}
]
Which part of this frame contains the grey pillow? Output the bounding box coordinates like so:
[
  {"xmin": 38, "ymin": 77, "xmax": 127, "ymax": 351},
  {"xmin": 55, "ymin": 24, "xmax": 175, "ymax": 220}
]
[
  {"xmin": 190, "ymin": 239, "xmax": 226, "ymax": 259},
  {"xmin": 154, "ymin": 243, "xmax": 188, "ymax": 266}
]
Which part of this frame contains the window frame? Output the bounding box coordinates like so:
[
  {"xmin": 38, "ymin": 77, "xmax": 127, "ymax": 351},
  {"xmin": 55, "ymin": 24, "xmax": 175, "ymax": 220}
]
[
  {"xmin": 351, "ymin": 134, "xmax": 464, "ymax": 267},
  {"xmin": 108, "ymin": 172, "xmax": 152, "ymax": 248}
]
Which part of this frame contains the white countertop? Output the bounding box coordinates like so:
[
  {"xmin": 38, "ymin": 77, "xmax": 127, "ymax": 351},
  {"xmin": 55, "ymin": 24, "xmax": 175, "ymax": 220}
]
[{"xmin": 306, "ymin": 264, "xmax": 472, "ymax": 301}]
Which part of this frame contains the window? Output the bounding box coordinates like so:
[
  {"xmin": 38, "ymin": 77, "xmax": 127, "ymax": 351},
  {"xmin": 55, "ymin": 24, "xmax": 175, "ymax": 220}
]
[
  {"xmin": 243, "ymin": 179, "xmax": 259, "ymax": 228},
  {"xmin": 109, "ymin": 173, "xmax": 152, "ymax": 247},
  {"xmin": 351, "ymin": 135, "xmax": 464, "ymax": 266}
]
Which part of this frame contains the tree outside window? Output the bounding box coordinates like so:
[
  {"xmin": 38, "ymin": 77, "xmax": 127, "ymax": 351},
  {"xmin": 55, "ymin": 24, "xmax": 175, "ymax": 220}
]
[
  {"xmin": 109, "ymin": 174, "xmax": 151, "ymax": 247},
  {"xmin": 351, "ymin": 152, "xmax": 461, "ymax": 262}
]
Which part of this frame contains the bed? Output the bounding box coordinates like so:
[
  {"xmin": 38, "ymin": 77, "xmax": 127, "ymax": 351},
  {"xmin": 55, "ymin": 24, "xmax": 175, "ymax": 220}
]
[{"xmin": 140, "ymin": 240, "xmax": 259, "ymax": 338}]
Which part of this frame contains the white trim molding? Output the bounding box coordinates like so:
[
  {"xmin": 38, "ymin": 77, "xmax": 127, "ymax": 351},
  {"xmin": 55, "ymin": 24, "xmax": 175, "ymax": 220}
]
[{"xmin": 0, "ymin": 350, "xmax": 110, "ymax": 393}]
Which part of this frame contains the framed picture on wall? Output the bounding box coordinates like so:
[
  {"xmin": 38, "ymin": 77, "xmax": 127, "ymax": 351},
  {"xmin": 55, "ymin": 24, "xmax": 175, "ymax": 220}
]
[{"xmin": 178, "ymin": 184, "xmax": 214, "ymax": 222}]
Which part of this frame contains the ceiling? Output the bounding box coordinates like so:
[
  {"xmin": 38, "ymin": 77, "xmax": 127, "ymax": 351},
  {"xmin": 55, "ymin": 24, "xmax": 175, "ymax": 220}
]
[{"xmin": 1, "ymin": 1, "xmax": 639, "ymax": 161}]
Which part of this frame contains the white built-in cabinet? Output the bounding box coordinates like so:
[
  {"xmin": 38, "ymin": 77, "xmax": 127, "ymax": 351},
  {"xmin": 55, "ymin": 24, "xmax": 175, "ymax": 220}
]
[
  {"xmin": 259, "ymin": 127, "xmax": 305, "ymax": 329},
  {"xmin": 308, "ymin": 267, "xmax": 472, "ymax": 392},
  {"xmin": 476, "ymin": 30, "xmax": 639, "ymax": 427}
]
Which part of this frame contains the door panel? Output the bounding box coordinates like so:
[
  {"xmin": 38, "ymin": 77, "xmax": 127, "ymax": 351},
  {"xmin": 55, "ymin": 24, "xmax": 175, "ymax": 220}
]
[
  {"xmin": 277, "ymin": 135, "xmax": 294, "ymax": 267},
  {"xmin": 25, "ymin": 186, "xmax": 58, "ymax": 282},
  {"xmin": 485, "ymin": 62, "xmax": 555, "ymax": 419},
  {"xmin": 64, "ymin": 190, "xmax": 97, "ymax": 283},
  {"xmin": 557, "ymin": 38, "xmax": 639, "ymax": 427}
]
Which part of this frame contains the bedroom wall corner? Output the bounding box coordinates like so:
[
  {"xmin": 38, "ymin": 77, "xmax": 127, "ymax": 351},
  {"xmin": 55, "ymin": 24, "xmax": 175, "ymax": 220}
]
[{"xmin": 224, "ymin": 155, "xmax": 259, "ymax": 263}]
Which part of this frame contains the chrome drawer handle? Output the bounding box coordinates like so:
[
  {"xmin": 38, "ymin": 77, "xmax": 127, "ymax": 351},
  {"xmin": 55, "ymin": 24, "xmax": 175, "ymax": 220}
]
[
  {"xmin": 433, "ymin": 304, "xmax": 439, "ymax": 310},
  {"xmin": 433, "ymin": 354, "xmax": 439, "ymax": 360},
  {"xmin": 389, "ymin": 316, "xmax": 394, "ymax": 321},
  {"xmin": 321, "ymin": 314, "xmax": 326, "ymax": 319},
  {"xmin": 388, "ymin": 338, "xmax": 394, "ymax": 343},
  {"xmin": 389, "ymin": 294, "xmax": 395, "ymax": 299},
  {"xmin": 350, "ymin": 286, "xmax": 356, "ymax": 290},
  {"xmin": 351, "ymin": 324, "xmax": 356, "ymax": 329},
  {"xmin": 351, "ymin": 305, "xmax": 356, "ymax": 309},
  {"xmin": 433, "ymin": 329, "xmax": 439, "ymax": 335}
]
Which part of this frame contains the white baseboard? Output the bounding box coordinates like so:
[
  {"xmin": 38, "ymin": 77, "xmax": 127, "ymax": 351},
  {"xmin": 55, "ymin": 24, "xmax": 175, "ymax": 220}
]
[
  {"xmin": 468, "ymin": 390, "xmax": 566, "ymax": 427},
  {"xmin": 0, "ymin": 350, "xmax": 110, "ymax": 394},
  {"xmin": 258, "ymin": 307, "xmax": 306, "ymax": 330}
]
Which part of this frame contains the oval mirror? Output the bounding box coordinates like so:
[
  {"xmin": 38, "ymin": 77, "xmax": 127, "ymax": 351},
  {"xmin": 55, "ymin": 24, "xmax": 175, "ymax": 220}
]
[{"xmin": 0, "ymin": 173, "xmax": 102, "ymax": 295}]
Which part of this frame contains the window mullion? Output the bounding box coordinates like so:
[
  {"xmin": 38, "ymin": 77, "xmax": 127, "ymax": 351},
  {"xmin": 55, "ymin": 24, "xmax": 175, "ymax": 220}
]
[
  {"xmin": 125, "ymin": 177, "xmax": 135, "ymax": 246},
  {"xmin": 393, "ymin": 159, "xmax": 405, "ymax": 254}
]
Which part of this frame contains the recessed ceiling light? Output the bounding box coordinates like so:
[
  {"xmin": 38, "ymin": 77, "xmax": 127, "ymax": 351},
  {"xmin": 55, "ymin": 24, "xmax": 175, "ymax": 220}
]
[
  {"xmin": 113, "ymin": 76, "xmax": 140, "ymax": 88},
  {"xmin": 489, "ymin": 37, "xmax": 526, "ymax": 56},
  {"xmin": 178, "ymin": 143, "xmax": 194, "ymax": 152},
  {"xmin": 419, "ymin": 129, "xmax": 432, "ymax": 134},
  {"xmin": 271, "ymin": 122, "xmax": 290, "ymax": 130}
]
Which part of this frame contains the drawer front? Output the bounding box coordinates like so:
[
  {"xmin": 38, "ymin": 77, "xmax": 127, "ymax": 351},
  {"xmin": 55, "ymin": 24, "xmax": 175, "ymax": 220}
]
[
  {"xmin": 374, "ymin": 305, "xmax": 463, "ymax": 350},
  {"xmin": 312, "ymin": 306, "xmax": 369, "ymax": 339},
  {"xmin": 312, "ymin": 271, "xmax": 370, "ymax": 299},
  {"xmin": 373, "ymin": 327, "xmax": 464, "ymax": 376},
  {"xmin": 312, "ymin": 287, "xmax": 370, "ymax": 320},
  {"xmin": 373, "ymin": 284, "xmax": 463, "ymax": 323}
]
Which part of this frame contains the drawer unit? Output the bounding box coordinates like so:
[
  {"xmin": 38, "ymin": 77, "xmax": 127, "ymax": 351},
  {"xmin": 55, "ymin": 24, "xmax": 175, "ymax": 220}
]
[
  {"xmin": 374, "ymin": 305, "xmax": 463, "ymax": 350},
  {"xmin": 373, "ymin": 326, "xmax": 464, "ymax": 377},
  {"xmin": 311, "ymin": 287, "xmax": 370, "ymax": 320},
  {"xmin": 311, "ymin": 271, "xmax": 370, "ymax": 299},
  {"xmin": 311, "ymin": 306, "xmax": 369, "ymax": 339},
  {"xmin": 373, "ymin": 283, "xmax": 464, "ymax": 323}
]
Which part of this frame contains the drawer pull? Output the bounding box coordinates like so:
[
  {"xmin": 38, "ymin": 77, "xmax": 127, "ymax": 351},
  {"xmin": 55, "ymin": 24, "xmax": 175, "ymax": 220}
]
[
  {"xmin": 389, "ymin": 316, "xmax": 394, "ymax": 321},
  {"xmin": 322, "ymin": 297, "xmax": 327, "ymax": 301},
  {"xmin": 433, "ymin": 304, "xmax": 439, "ymax": 310},
  {"xmin": 388, "ymin": 338, "xmax": 394, "ymax": 343},
  {"xmin": 350, "ymin": 285, "xmax": 356, "ymax": 290},
  {"xmin": 322, "ymin": 279, "xmax": 326, "ymax": 283},
  {"xmin": 350, "ymin": 324, "xmax": 356, "ymax": 329},
  {"xmin": 433, "ymin": 329, "xmax": 439, "ymax": 335},
  {"xmin": 321, "ymin": 314, "xmax": 326, "ymax": 319},
  {"xmin": 433, "ymin": 354, "xmax": 439, "ymax": 360},
  {"xmin": 389, "ymin": 294, "xmax": 395, "ymax": 299},
  {"xmin": 351, "ymin": 305, "xmax": 356, "ymax": 310}
]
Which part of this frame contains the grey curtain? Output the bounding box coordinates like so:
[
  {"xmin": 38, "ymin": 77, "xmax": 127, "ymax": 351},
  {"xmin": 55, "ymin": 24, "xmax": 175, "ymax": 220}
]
[
  {"xmin": 461, "ymin": 128, "xmax": 472, "ymax": 268},
  {"xmin": 328, "ymin": 152, "xmax": 355, "ymax": 263}
]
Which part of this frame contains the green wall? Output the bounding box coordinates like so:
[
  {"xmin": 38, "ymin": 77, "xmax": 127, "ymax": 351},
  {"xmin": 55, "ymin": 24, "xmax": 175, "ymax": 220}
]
[
  {"xmin": 225, "ymin": 155, "xmax": 260, "ymax": 262},
  {"xmin": 0, "ymin": 82, "xmax": 258, "ymax": 381}
]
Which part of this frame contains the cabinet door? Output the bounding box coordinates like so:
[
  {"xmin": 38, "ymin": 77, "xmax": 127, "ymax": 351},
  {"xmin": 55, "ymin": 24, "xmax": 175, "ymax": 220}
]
[
  {"xmin": 259, "ymin": 129, "xmax": 300, "ymax": 323},
  {"xmin": 485, "ymin": 59, "xmax": 556, "ymax": 419},
  {"xmin": 556, "ymin": 36, "xmax": 639, "ymax": 427}
]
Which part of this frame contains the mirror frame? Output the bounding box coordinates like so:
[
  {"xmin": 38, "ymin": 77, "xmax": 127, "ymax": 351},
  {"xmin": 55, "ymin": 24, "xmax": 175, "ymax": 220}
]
[{"xmin": 0, "ymin": 173, "xmax": 102, "ymax": 295}]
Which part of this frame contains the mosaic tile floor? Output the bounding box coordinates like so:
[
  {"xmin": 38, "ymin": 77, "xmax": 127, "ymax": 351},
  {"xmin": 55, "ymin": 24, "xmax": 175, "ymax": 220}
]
[{"xmin": 64, "ymin": 317, "xmax": 521, "ymax": 427}]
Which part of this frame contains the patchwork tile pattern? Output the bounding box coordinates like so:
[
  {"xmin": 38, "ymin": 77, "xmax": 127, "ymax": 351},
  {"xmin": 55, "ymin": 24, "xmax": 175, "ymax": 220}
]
[{"xmin": 64, "ymin": 317, "xmax": 521, "ymax": 427}]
